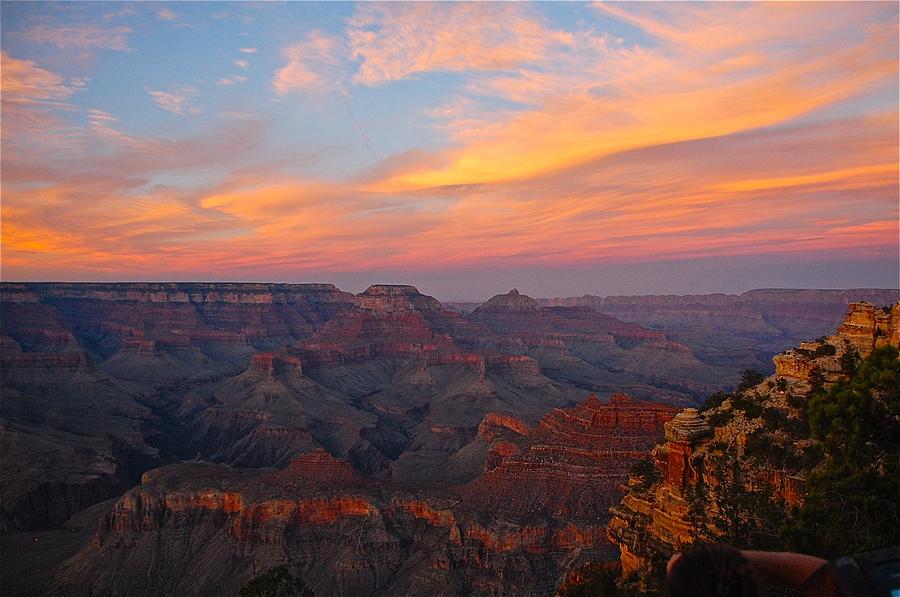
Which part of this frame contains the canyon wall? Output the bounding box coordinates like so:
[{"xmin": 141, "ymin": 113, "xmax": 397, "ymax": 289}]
[
  {"xmin": 47, "ymin": 394, "xmax": 677, "ymax": 596},
  {"xmin": 606, "ymin": 301, "xmax": 900, "ymax": 586}
]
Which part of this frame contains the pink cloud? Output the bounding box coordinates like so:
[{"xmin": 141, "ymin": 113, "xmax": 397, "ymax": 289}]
[
  {"xmin": 0, "ymin": 51, "xmax": 83, "ymax": 106},
  {"xmin": 147, "ymin": 85, "xmax": 200, "ymax": 115},
  {"xmin": 273, "ymin": 30, "xmax": 344, "ymax": 95},
  {"xmin": 348, "ymin": 3, "xmax": 572, "ymax": 86},
  {"xmin": 13, "ymin": 22, "xmax": 131, "ymax": 51},
  {"xmin": 217, "ymin": 75, "xmax": 248, "ymax": 87},
  {"xmin": 157, "ymin": 8, "xmax": 178, "ymax": 21}
]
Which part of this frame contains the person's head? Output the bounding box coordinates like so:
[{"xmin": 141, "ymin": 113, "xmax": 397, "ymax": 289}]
[{"xmin": 666, "ymin": 544, "xmax": 759, "ymax": 597}]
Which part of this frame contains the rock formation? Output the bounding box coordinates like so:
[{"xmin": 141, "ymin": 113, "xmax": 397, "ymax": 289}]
[
  {"xmin": 536, "ymin": 289, "xmax": 900, "ymax": 377},
  {"xmin": 606, "ymin": 301, "xmax": 900, "ymax": 587},
  {"xmin": 44, "ymin": 393, "xmax": 678, "ymax": 596},
  {"xmin": 4, "ymin": 282, "xmax": 896, "ymax": 595},
  {"xmin": 469, "ymin": 290, "xmax": 722, "ymax": 403},
  {"xmin": 465, "ymin": 394, "xmax": 679, "ymax": 522}
]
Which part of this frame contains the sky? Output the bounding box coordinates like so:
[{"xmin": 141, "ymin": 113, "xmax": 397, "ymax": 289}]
[{"xmin": 1, "ymin": 1, "xmax": 898, "ymax": 300}]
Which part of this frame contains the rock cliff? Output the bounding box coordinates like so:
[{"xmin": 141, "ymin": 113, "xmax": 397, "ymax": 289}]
[
  {"xmin": 41, "ymin": 393, "xmax": 678, "ymax": 596},
  {"xmin": 606, "ymin": 301, "xmax": 900, "ymax": 588}
]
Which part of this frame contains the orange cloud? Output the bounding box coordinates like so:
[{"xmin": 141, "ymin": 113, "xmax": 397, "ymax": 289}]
[
  {"xmin": 374, "ymin": 14, "xmax": 897, "ymax": 192},
  {"xmin": 3, "ymin": 4, "xmax": 897, "ymax": 281},
  {"xmin": 0, "ymin": 51, "xmax": 82, "ymax": 105}
]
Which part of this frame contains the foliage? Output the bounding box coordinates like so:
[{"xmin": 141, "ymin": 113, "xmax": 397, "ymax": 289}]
[
  {"xmin": 239, "ymin": 567, "xmax": 313, "ymax": 597},
  {"xmin": 737, "ymin": 369, "xmax": 765, "ymax": 392},
  {"xmin": 808, "ymin": 367, "xmax": 826, "ymax": 396},
  {"xmin": 839, "ymin": 345, "xmax": 859, "ymax": 375},
  {"xmin": 701, "ymin": 391, "xmax": 729, "ymax": 412},
  {"xmin": 743, "ymin": 429, "xmax": 798, "ymax": 469},
  {"xmin": 784, "ymin": 346, "xmax": 900, "ymax": 558},
  {"xmin": 760, "ymin": 406, "xmax": 788, "ymax": 430},
  {"xmin": 558, "ymin": 564, "xmax": 641, "ymax": 597},
  {"xmin": 729, "ymin": 392, "xmax": 763, "ymax": 419},
  {"xmin": 629, "ymin": 457, "xmax": 661, "ymax": 492},
  {"xmin": 705, "ymin": 409, "xmax": 733, "ymax": 427},
  {"xmin": 813, "ymin": 343, "xmax": 836, "ymax": 357},
  {"xmin": 689, "ymin": 450, "xmax": 789, "ymax": 551}
]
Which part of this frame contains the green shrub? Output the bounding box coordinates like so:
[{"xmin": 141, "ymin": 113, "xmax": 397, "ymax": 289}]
[
  {"xmin": 239, "ymin": 567, "xmax": 313, "ymax": 597},
  {"xmin": 738, "ymin": 369, "xmax": 765, "ymax": 392},
  {"xmin": 702, "ymin": 391, "xmax": 729, "ymax": 412},
  {"xmin": 784, "ymin": 346, "xmax": 900, "ymax": 557},
  {"xmin": 813, "ymin": 344, "xmax": 836, "ymax": 357},
  {"xmin": 629, "ymin": 457, "xmax": 661, "ymax": 492}
]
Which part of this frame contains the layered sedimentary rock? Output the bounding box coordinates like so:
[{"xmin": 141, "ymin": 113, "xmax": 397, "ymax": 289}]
[
  {"xmin": 7, "ymin": 282, "xmax": 895, "ymax": 594},
  {"xmin": 773, "ymin": 301, "xmax": 900, "ymax": 385},
  {"xmin": 50, "ymin": 393, "xmax": 678, "ymax": 596},
  {"xmin": 0, "ymin": 282, "xmax": 357, "ymax": 363},
  {"xmin": 538, "ymin": 289, "xmax": 900, "ymax": 377},
  {"xmin": 466, "ymin": 394, "xmax": 679, "ymax": 521},
  {"xmin": 606, "ymin": 301, "xmax": 900, "ymax": 584},
  {"xmin": 469, "ymin": 290, "xmax": 721, "ymax": 402}
]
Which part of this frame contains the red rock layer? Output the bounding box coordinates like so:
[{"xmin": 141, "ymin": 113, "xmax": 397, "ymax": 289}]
[{"xmin": 462, "ymin": 394, "xmax": 678, "ymax": 521}]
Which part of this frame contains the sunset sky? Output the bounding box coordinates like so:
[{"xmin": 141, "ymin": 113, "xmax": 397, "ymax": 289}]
[{"xmin": 2, "ymin": 1, "xmax": 898, "ymax": 299}]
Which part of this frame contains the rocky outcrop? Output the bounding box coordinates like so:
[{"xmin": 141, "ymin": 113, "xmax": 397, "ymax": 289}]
[
  {"xmin": 773, "ymin": 301, "xmax": 900, "ymax": 386},
  {"xmin": 835, "ymin": 301, "xmax": 900, "ymax": 355},
  {"xmin": 606, "ymin": 407, "xmax": 715, "ymax": 580},
  {"xmin": 473, "ymin": 288, "xmax": 541, "ymax": 312},
  {"xmin": 606, "ymin": 301, "xmax": 900, "ymax": 586},
  {"xmin": 355, "ymin": 284, "xmax": 444, "ymax": 312}
]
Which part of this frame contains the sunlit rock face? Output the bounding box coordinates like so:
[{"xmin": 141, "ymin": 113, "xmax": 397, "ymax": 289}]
[
  {"xmin": 774, "ymin": 301, "xmax": 900, "ymax": 385},
  {"xmin": 464, "ymin": 394, "xmax": 679, "ymax": 521},
  {"xmin": 606, "ymin": 301, "xmax": 900, "ymax": 585}
]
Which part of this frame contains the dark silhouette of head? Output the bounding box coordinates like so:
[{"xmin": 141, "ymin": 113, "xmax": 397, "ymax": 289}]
[{"xmin": 667, "ymin": 544, "xmax": 759, "ymax": 597}]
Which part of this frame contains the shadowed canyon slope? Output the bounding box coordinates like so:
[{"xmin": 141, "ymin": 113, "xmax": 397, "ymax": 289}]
[
  {"xmin": 21, "ymin": 395, "xmax": 678, "ymax": 597},
  {"xmin": 1, "ymin": 283, "xmax": 897, "ymax": 595},
  {"xmin": 535, "ymin": 289, "xmax": 900, "ymax": 376}
]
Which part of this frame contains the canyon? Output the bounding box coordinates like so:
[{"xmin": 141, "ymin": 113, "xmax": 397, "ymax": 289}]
[{"xmin": 1, "ymin": 282, "xmax": 897, "ymax": 595}]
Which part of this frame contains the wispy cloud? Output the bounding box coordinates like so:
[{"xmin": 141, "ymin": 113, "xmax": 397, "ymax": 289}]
[
  {"xmin": 1, "ymin": 51, "xmax": 83, "ymax": 106},
  {"xmin": 147, "ymin": 85, "xmax": 200, "ymax": 115},
  {"xmin": 217, "ymin": 75, "xmax": 247, "ymax": 87},
  {"xmin": 13, "ymin": 22, "xmax": 131, "ymax": 51},
  {"xmin": 239, "ymin": 47, "xmax": 258, "ymax": 54},
  {"xmin": 234, "ymin": 58, "xmax": 249, "ymax": 70},
  {"xmin": 0, "ymin": 51, "xmax": 86, "ymax": 142},
  {"xmin": 3, "ymin": 3, "xmax": 897, "ymax": 282},
  {"xmin": 157, "ymin": 8, "xmax": 178, "ymax": 21},
  {"xmin": 273, "ymin": 30, "xmax": 344, "ymax": 95},
  {"xmin": 375, "ymin": 3, "xmax": 898, "ymax": 190},
  {"xmin": 347, "ymin": 2, "xmax": 571, "ymax": 86}
]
